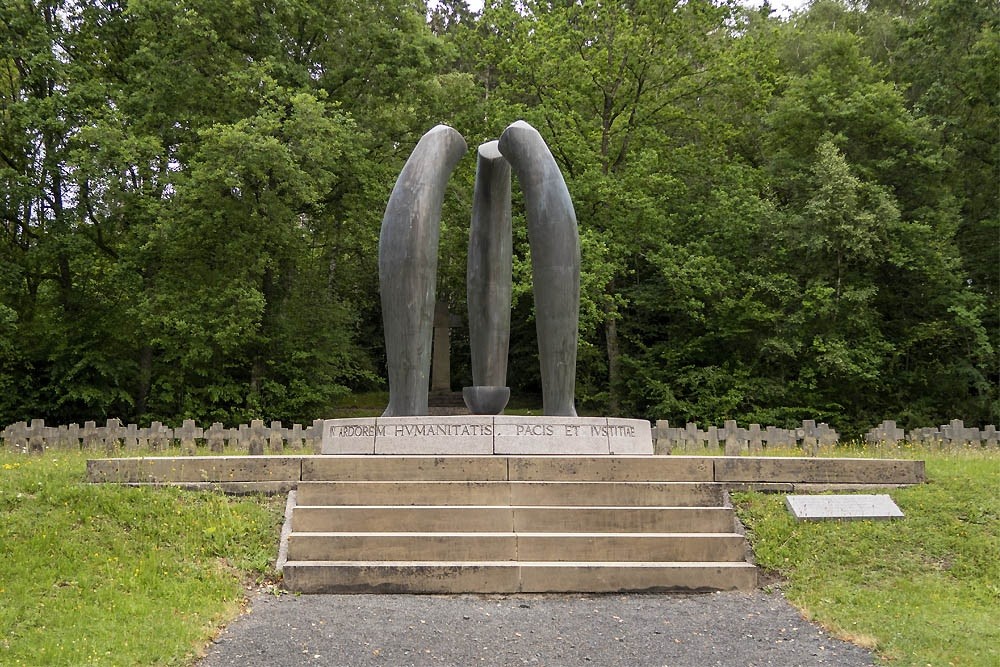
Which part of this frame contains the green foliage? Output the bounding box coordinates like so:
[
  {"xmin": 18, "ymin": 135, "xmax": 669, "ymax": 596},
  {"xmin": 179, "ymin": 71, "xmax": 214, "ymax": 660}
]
[
  {"xmin": 0, "ymin": 0, "xmax": 995, "ymax": 431},
  {"xmin": 0, "ymin": 450, "xmax": 285, "ymax": 665},
  {"xmin": 733, "ymin": 450, "xmax": 1000, "ymax": 666}
]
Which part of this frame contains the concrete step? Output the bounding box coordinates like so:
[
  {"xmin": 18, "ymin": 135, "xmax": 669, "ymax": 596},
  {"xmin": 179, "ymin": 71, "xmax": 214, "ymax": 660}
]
[
  {"xmin": 295, "ymin": 481, "xmax": 724, "ymax": 507},
  {"xmin": 290, "ymin": 505, "xmax": 737, "ymax": 534},
  {"xmin": 286, "ymin": 532, "xmax": 747, "ymax": 563},
  {"xmin": 281, "ymin": 560, "xmax": 758, "ymax": 594},
  {"xmin": 301, "ymin": 456, "xmax": 714, "ymax": 482}
]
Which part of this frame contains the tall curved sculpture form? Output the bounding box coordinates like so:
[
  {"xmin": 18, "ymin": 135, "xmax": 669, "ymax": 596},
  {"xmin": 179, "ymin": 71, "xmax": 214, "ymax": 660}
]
[
  {"xmin": 378, "ymin": 125, "xmax": 467, "ymax": 417},
  {"xmin": 378, "ymin": 121, "xmax": 578, "ymax": 418},
  {"xmin": 498, "ymin": 121, "xmax": 581, "ymax": 417},
  {"xmin": 464, "ymin": 141, "xmax": 513, "ymax": 415}
]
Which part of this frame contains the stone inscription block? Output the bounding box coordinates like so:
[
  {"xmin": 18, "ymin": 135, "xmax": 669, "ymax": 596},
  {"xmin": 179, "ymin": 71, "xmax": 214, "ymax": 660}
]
[
  {"xmin": 607, "ymin": 418, "xmax": 653, "ymax": 455},
  {"xmin": 494, "ymin": 416, "xmax": 609, "ymax": 455},
  {"xmin": 317, "ymin": 417, "xmax": 654, "ymax": 456},
  {"xmin": 375, "ymin": 416, "xmax": 495, "ymax": 455},
  {"xmin": 786, "ymin": 494, "xmax": 904, "ymax": 521},
  {"xmin": 322, "ymin": 418, "xmax": 377, "ymax": 455}
]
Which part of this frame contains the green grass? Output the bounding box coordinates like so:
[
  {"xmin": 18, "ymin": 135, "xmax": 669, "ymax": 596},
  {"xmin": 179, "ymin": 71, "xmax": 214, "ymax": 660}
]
[
  {"xmin": 0, "ymin": 450, "xmax": 285, "ymax": 666},
  {"xmin": 4, "ymin": 442, "xmax": 997, "ymax": 666},
  {"xmin": 733, "ymin": 449, "xmax": 1000, "ymax": 667}
]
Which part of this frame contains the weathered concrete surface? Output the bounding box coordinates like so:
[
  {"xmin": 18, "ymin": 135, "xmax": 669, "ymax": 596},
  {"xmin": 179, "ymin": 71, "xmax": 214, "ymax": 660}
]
[
  {"xmin": 294, "ymin": 480, "xmax": 723, "ymax": 507},
  {"xmin": 508, "ymin": 456, "xmax": 715, "ymax": 482},
  {"xmin": 302, "ymin": 456, "xmax": 509, "ymax": 482},
  {"xmin": 86, "ymin": 455, "xmax": 927, "ymax": 489},
  {"xmin": 86, "ymin": 456, "xmax": 303, "ymax": 484},
  {"xmin": 713, "ymin": 457, "xmax": 926, "ymax": 485},
  {"xmin": 280, "ymin": 561, "xmax": 757, "ymax": 595}
]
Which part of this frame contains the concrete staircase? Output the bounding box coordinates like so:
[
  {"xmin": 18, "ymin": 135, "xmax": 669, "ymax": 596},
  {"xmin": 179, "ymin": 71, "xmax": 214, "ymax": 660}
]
[{"xmin": 280, "ymin": 457, "xmax": 758, "ymax": 593}]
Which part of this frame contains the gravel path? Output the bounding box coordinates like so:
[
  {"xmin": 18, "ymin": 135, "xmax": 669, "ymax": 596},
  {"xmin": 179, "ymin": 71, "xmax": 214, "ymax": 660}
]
[{"xmin": 197, "ymin": 590, "xmax": 875, "ymax": 667}]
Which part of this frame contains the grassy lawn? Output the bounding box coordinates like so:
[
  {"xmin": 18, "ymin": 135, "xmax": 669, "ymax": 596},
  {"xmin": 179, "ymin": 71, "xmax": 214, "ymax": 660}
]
[
  {"xmin": 733, "ymin": 449, "xmax": 1000, "ymax": 667},
  {"xmin": 2, "ymin": 443, "xmax": 996, "ymax": 666},
  {"xmin": 0, "ymin": 450, "xmax": 285, "ymax": 666}
]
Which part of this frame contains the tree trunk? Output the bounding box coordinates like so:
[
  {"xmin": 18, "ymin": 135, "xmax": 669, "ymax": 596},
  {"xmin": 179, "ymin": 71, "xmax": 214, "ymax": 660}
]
[{"xmin": 605, "ymin": 308, "xmax": 621, "ymax": 416}]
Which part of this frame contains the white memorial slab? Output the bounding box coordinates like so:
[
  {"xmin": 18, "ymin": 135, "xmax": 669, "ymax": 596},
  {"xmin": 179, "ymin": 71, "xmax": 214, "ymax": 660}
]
[
  {"xmin": 494, "ymin": 416, "xmax": 609, "ymax": 455},
  {"xmin": 607, "ymin": 418, "xmax": 653, "ymax": 455},
  {"xmin": 375, "ymin": 416, "xmax": 495, "ymax": 455},
  {"xmin": 320, "ymin": 416, "xmax": 654, "ymax": 455},
  {"xmin": 785, "ymin": 494, "xmax": 904, "ymax": 521}
]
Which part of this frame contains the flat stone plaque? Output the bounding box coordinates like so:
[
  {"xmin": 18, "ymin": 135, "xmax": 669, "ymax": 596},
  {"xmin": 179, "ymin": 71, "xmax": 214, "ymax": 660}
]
[{"xmin": 785, "ymin": 494, "xmax": 904, "ymax": 521}]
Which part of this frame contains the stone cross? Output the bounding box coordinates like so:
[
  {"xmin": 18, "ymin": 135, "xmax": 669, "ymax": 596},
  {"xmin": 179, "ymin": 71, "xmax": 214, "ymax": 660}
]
[
  {"xmin": 983, "ymin": 425, "xmax": 998, "ymax": 447},
  {"xmin": 748, "ymin": 424, "xmax": 763, "ymax": 454},
  {"xmin": 123, "ymin": 423, "xmax": 141, "ymax": 451},
  {"xmin": 177, "ymin": 419, "xmax": 203, "ymax": 455},
  {"xmin": 941, "ymin": 419, "xmax": 964, "ymax": 448},
  {"xmin": 654, "ymin": 420, "xmax": 670, "ymax": 454},
  {"xmin": 81, "ymin": 421, "xmax": 100, "ymax": 450},
  {"xmin": 205, "ymin": 422, "xmax": 227, "ymax": 453},
  {"xmin": 289, "ymin": 423, "xmax": 304, "ymax": 450},
  {"xmin": 269, "ymin": 421, "xmax": 285, "ymax": 453},
  {"xmin": 65, "ymin": 423, "xmax": 82, "ymax": 449},
  {"xmin": 800, "ymin": 420, "xmax": 819, "ymax": 455},
  {"xmin": 304, "ymin": 419, "xmax": 324, "ymax": 453},
  {"xmin": 723, "ymin": 420, "xmax": 741, "ymax": 456},
  {"xmin": 877, "ymin": 420, "xmax": 904, "ymax": 446},
  {"xmin": 2, "ymin": 422, "xmax": 23, "ymax": 451},
  {"xmin": 706, "ymin": 426, "xmax": 719, "ymax": 451},
  {"xmin": 102, "ymin": 418, "xmax": 123, "ymax": 453},
  {"xmin": 27, "ymin": 419, "xmax": 46, "ymax": 454},
  {"xmin": 684, "ymin": 423, "xmax": 702, "ymax": 452},
  {"xmin": 147, "ymin": 422, "xmax": 173, "ymax": 451},
  {"xmin": 247, "ymin": 419, "xmax": 268, "ymax": 456},
  {"xmin": 817, "ymin": 423, "xmax": 838, "ymax": 449}
]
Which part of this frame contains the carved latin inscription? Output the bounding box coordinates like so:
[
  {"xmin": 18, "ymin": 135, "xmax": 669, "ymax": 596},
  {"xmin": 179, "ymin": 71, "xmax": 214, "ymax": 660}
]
[{"xmin": 320, "ymin": 416, "xmax": 653, "ymax": 455}]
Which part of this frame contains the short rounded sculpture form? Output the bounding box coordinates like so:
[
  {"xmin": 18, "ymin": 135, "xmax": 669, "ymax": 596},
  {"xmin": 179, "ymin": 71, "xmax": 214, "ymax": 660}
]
[{"xmin": 462, "ymin": 386, "xmax": 511, "ymax": 415}]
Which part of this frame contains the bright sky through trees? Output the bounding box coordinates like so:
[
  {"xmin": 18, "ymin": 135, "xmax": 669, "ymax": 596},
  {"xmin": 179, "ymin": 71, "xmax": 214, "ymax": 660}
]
[{"xmin": 460, "ymin": 0, "xmax": 812, "ymax": 15}]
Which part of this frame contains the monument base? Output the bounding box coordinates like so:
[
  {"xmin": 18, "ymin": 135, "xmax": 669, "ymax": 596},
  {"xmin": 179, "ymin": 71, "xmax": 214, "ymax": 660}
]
[{"xmin": 321, "ymin": 416, "xmax": 653, "ymax": 455}]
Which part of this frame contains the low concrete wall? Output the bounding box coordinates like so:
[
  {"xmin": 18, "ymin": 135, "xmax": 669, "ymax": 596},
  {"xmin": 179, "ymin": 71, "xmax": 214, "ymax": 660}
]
[{"xmin": 86, "ymin": 455, "xmax": 925, "ymax": 494}]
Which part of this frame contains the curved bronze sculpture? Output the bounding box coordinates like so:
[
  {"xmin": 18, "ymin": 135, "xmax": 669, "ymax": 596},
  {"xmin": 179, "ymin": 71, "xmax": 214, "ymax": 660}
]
[
  {"xmin": 378, "ymin": 125, "xmax": 468, "ymax": 417},
  {"xmin": 464, "ymin": 140, "xmax": 513, "ymax": 415},
  {"xmin": 379, "ymin": 121, "xmax": 579, "ymax": 417},
  {"xmin": 497, "ymin": 121, "xmax": 581, "ymax": 417}
]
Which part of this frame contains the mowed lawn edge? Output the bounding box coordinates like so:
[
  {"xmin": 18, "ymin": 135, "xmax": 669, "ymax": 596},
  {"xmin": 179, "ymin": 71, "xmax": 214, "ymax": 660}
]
[
  {"xmin": 2, "ymin": 447, "xmax": 997, "ymax": 666},
  {"xmin": 733, "ymin": 449, "xmax": 1000, "ymax": 667},
  {"xmin": 0, "ymin": 450, "xmax": 285, "ymax": 666}
]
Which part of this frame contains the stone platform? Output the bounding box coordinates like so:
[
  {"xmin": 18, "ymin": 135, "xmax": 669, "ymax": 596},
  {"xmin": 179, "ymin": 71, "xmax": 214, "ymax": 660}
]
[
  {"xmin": 321, "ymin": 416, "xmax": 653, "ymax": 455},
  {"xmin": 86, "ymin": 455, "xmax": 926, "ymax": 495},
  {"xmin": 86, "ymin": 454, "xmax": 925, "ymax": 593}
]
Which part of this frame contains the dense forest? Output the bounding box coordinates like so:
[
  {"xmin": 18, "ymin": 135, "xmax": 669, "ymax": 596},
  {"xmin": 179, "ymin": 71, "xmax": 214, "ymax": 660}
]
[{"xmin": 1, "ymin": 0, "xmax": 996, "ymax": 436}]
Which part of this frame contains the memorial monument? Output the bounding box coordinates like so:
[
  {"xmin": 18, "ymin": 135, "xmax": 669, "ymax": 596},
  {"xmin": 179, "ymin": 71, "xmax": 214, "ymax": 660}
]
[{"xmin": 323, "ymin": 120, "xmax": 651, "ymax": 455}]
